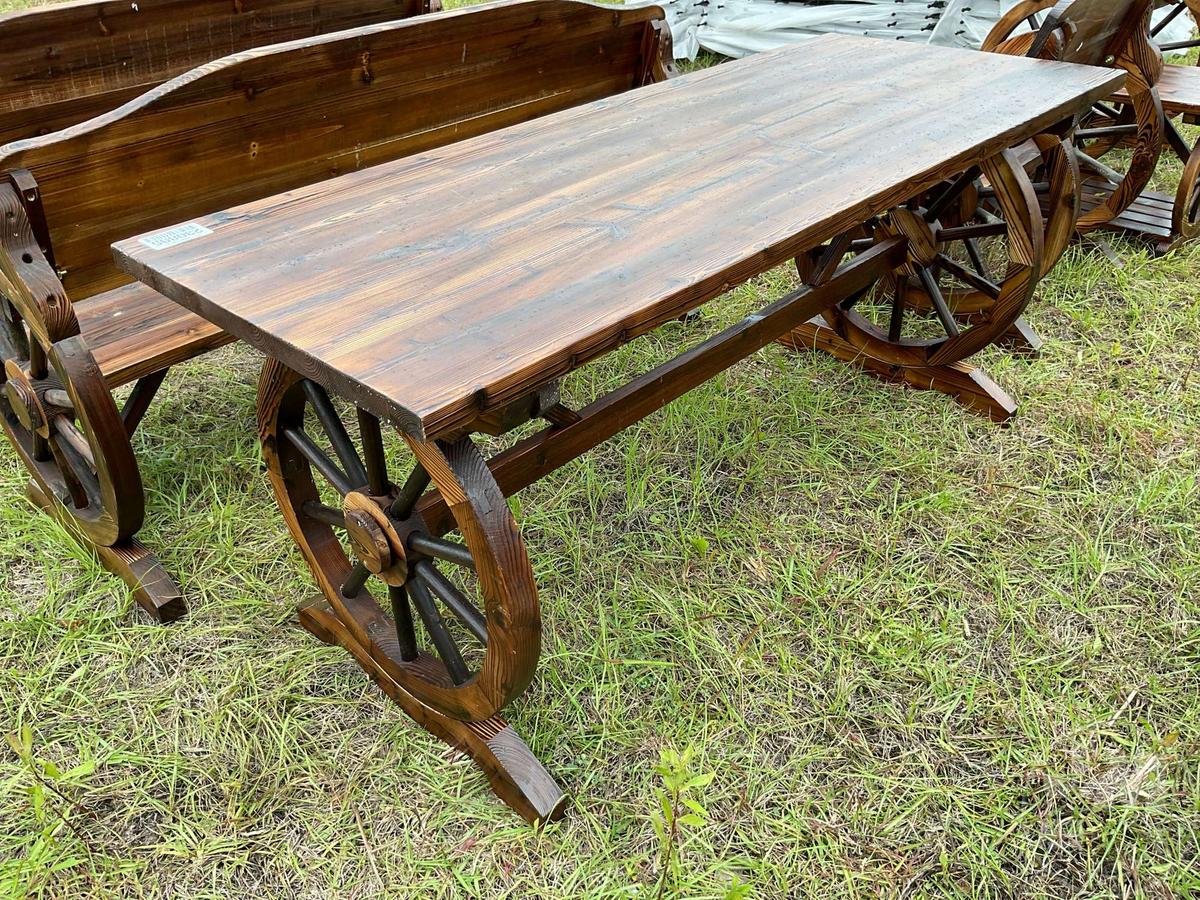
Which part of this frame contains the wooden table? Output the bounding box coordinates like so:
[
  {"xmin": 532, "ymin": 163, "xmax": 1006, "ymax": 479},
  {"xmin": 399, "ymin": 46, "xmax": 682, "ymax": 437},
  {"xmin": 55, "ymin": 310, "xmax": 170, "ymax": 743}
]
[{"xmin": 114, "ymin": 34, "xmax": 1121, "ymax": 822}]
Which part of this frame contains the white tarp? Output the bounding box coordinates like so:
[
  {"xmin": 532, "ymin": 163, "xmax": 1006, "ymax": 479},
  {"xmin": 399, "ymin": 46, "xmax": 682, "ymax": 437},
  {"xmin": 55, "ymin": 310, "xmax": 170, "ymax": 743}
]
[{"xmin": 659, "ymin": 0, "xmax": 1196, "ymax": 61}]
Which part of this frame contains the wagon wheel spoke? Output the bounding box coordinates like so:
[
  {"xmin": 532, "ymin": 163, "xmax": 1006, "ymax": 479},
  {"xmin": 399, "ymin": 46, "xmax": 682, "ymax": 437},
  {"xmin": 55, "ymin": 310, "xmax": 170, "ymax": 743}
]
[
  {"xmin": 407, "ymin": 574, "xmax": 471, "ymax": 684},
  {"xmin": 301, "ymin": 379, "xmax": 368, "ymax": 489},
  {"xmin": 886, "ymin": 278, "xmax": 906, "ymax": 343},
  {"xmin": 27, "ymin": 337, "xmax": 48, "ymax": 381},
  {"xmin": 915, "ymin": 267, "xmax": 960, "ymax": 338},
  {"xmin": 341, "ymin": 562, "xmax": 371, "ymax": 598},
  {"xmin": 409, "ymin": 533, "xmax": 476, "ymax": 569},
  {"xmin": 389, "ymin": 462, "xmax": 430, "ymax": 520},
  {"xmin": 934, "ymin": 252, "xmax": 1002, "ymax": 300},
  {"xmin": 357, "ymin": 409, "xmax": 389, "ymax": 495},
  {"xmin": 413, "ymin": 559, "xmax": 488, "ymax": 644},
  {"xmin": 924, "ymin": 166, "xmax": 980, "ymax": 222},
  {"xmin": 301, "ymin": 500, "xmax": 347, "ymax": 527},
  {"xmin": 51, "ymin": 416, "xmax": 96, "ymax": 470},
  {"xmin": 282, "ymin": 423, "xmax": 355, "ymax": 497},
  {"xmin": 935, "ymin": 221, "xmax": 1007, "ymax": 242},
  {"xmin": 963, "ymin": 237, "xmax": 992, "ymax": 283},
  {"xmin": 388, "ymin": 584, "xmax": 419, "ymax": 662},
  {"xmin": 48, "ymin": 420, "xmax": 102, "ymax": 510}
]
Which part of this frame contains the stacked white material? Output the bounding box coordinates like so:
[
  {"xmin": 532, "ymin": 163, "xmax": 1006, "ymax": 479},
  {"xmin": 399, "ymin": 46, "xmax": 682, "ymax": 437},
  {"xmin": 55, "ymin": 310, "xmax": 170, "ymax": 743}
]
[{"xmin": 660, "ymin": 0, "xmax": 1195, "ymax": 61}]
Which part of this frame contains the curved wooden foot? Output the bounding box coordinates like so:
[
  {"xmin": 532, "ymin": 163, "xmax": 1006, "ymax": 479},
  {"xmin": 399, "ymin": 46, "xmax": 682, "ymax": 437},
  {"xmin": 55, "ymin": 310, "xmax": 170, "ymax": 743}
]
[
  {"xmin": 996, "ymin": 317, "xmax": 1044, "ymax": 357},
  {"xmin": 25, "ymin": 480, "xmax": 185, "ymax": 622},
  {"xmin": 780, "ymin": 318, "xmax": 1017, "ymax": 424},
  {"xmin": 300, "ymin": 599, "xmax": 568, "ymax": 824}
]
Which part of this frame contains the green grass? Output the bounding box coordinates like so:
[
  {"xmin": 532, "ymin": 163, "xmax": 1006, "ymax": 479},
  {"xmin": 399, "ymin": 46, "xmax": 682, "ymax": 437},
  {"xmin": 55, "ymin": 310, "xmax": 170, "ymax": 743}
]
[{"xmin": 2, "ymin": 12, "xmax": 1199, "ymax": 900}]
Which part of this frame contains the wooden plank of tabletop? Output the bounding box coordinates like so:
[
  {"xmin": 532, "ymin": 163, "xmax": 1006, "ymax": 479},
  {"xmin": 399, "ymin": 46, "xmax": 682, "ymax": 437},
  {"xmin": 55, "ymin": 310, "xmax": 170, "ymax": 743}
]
[{"xmin": 114, "ymin": 34, "xmax": 1123, "ymax": 440}]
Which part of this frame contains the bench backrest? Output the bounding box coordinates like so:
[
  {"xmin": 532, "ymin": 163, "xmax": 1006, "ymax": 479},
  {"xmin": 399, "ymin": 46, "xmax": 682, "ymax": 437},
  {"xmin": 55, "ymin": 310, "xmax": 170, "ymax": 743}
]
[
  {"xmin": 1030, "ymin": 0, "xmax": 1155, "ymax": 67},
  {"xmin": 0, "ymin": 0, "xmax": 435, "ymax": 146},
  {"xmin": 0, "ymin": 0, "xmax": 671, "ymax": 301}
]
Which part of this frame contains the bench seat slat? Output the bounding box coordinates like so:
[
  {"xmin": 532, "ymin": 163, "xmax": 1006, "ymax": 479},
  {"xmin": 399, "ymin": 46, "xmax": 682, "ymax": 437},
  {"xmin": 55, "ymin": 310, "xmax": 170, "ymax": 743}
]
[
  {"xmin": 75, "ymin": 284, "xmax": 232, "ymax": 387},
  {"xmin": 1112, "ymin": 62, "xmax": 1200, "ymax": 116}
]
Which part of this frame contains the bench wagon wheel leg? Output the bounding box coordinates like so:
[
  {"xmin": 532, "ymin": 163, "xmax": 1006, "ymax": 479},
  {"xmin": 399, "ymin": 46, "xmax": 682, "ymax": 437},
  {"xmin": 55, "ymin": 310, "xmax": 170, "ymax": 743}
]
[
  {"xmin": 780, "ymin": 148, "xmax": 1042, "ymax": 422},
  {"xmin": 0, "ymin": 295, "xmax": 183, "ymax": 622},
  {"xmin": 1172, "ymin": 134, "xmax": 1200, "ymax": 246},
  {"xmin": 258, "ymin": 360, "xmax": 566, "ymax": 823}
]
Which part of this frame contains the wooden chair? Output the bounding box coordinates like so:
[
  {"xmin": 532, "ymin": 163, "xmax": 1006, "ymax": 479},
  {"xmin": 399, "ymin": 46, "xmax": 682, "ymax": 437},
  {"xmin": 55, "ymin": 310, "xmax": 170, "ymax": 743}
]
[
  {"xmin": 983, "ymin": 0, "xmax": 1164, "ymax": 237},
  {"xmin": 0, "ymin": 0, "xmax": 439, "ymax": 148},
  {"xmin": 0, "ymin": 0, "xmax": 673, "ymax": 621},
  {"xmin": 1089, "ymin": 0, "xmax": 1200, "ymax": 251}
]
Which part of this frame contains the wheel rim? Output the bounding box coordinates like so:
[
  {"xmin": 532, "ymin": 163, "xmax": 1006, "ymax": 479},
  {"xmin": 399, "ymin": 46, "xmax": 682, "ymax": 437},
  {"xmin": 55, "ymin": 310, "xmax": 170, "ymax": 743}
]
[
  {"xmin": 814, "ymin": 149, "xmax": 1043, "ymax": 368},
  {"xmin": 0, "ymin": 294, "xmax": 142, "ymax": 546},
  {"xmin": 1173, "ymin": 146, "xmax": 1200, "ymax": 240},
  {"xmin": 259, "ymin": 361, "xmax": 541, "ymax": 723}
]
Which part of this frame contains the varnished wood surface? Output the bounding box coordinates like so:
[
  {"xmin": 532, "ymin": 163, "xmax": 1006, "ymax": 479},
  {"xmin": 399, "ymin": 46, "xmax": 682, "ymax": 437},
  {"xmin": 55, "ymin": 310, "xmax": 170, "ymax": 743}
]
[
  {"xmin": 115, "ymin": 35, "xmax": 1122, "ymax": 440},
  {"xmin": 74, "ymin": 284, "xmax": 232, "ymax": 388},
  {"xmin": 3, "ymin": 0, "xmax": 667, "ymax": 303},
  {"xmin": 1114, "ymin": 61, "xmax": 1200, "ymax": 114},
  {"xmin": 0, "ymin": 0, "xmax": 431, "ymax": 146}
]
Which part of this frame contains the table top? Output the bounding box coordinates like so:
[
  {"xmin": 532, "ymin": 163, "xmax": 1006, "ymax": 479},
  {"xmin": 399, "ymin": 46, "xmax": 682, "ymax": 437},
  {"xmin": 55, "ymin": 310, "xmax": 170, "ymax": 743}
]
[{"xmin": 113, "ymin": 33, "xmax": 1122, "ymax": 440}]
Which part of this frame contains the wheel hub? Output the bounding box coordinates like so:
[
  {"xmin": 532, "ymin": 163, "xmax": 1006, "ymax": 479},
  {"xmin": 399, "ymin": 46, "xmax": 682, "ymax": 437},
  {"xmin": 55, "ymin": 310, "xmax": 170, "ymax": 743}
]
[
  {"xmin": 343, "ymin": 491, "xmax": 408, "ymax": 585},
  {"xmin": 2, "ymin": 358, "xmax": 46, "ymax": 433},
  {"xmin": 883, "ymin": 207, "xmax": 939, "ymax": 270}
]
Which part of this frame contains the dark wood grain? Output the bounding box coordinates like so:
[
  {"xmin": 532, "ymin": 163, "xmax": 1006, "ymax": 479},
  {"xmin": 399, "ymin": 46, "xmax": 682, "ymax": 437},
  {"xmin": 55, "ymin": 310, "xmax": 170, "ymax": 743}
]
[
  {"xmin": 74, "ymin": 284, "xmax": 232, "ymax": 388},
  {"xmin": 114, "ymin": 35, "xmax": 1122, "ymax": 440},
  {"xmin": 0, "ymin": 0, "xmax": 433, "ymax": 146},
  {"xmin": 1115, "ymin": 62, "xmax": 1200, "ymax": 116},
  {"xmin": 3, "ymin": 0, "xmax": 668, "ymax": 303}
]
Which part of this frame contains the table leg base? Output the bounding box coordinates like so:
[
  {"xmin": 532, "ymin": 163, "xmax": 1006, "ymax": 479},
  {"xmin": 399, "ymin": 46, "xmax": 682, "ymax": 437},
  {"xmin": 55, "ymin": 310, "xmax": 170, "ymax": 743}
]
[
  {"xmin": 25, "ymin": 481, "xmax": 186, "ymax": 623},
  {"xmin": 995, "ymin": 317, "xmax": 1043, "ymax": 358},
  {"xmin": 779, "ymin": 319, "xmax": 1017, "ymax": 424},
  {"xmin": 299, "ymin": 598, "xmax": 568, "ymax": 824}
]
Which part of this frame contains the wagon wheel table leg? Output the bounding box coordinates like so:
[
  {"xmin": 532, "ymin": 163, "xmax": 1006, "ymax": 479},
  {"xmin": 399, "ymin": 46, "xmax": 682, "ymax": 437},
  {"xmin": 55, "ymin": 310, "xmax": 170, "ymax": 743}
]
[
  {"xmin": 778, "ymin": 147, "xmax": 1044, "ymax": 422},
  {"xmin": 258, "ymin": 360, "xmax": 566, "ymax": 823},
  {"xmin": 0, "ymin": 190, "xmax": 183, "ymax": 621},
  {"xmin": 923, "ymin": 133, "xmax": 1077, "ymax": 356}
]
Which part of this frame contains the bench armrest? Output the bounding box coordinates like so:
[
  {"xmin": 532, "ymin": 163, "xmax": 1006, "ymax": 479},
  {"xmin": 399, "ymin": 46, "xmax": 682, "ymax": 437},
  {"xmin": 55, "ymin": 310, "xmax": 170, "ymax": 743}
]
[{"xmin": 0, "ymin": 182, "xmax": 79, "ymax": 346}]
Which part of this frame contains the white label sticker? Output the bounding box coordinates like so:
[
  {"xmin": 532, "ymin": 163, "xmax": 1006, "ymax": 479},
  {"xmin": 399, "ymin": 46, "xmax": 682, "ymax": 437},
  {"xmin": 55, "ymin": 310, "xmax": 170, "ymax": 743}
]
[{"xmin": 138, "ymin": 222, "xmax": 213, "ymax": 250}]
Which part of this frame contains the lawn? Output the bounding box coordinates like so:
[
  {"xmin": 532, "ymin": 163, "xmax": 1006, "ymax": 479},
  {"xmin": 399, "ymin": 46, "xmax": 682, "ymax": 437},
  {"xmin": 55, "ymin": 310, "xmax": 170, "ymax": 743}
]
[{"xmin": 0, "ymin": 5, "xmax": 1198, "ymax": 898}]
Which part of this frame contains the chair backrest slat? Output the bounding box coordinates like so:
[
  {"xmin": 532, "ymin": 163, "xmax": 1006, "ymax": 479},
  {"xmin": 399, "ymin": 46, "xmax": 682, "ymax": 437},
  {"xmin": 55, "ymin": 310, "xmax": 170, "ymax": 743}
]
[
  {"xmin": 0, "ymin": 0, "xmax": 669, "ymax": 301},
  {"xmin": 1031, "ymin": 0, "xmax": 1155, "ymax": 67},
  {"xmin": 0, "ymin": 0, "xmax": 432, "ymax": 145}
]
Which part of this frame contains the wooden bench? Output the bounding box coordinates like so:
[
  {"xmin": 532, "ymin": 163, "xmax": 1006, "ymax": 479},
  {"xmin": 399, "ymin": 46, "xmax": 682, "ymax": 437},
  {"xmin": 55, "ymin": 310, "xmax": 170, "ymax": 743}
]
[
  {"xmin": 0, "ymin": 0, "xmax": 437, "ymax": 147},
  {"xmin": 0, "ymin": 0, "xmax": 673, "ymax": 621},
  {"xmin": 983, "ymin": 0, "xmax": 1163, "ymax": 236}
]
